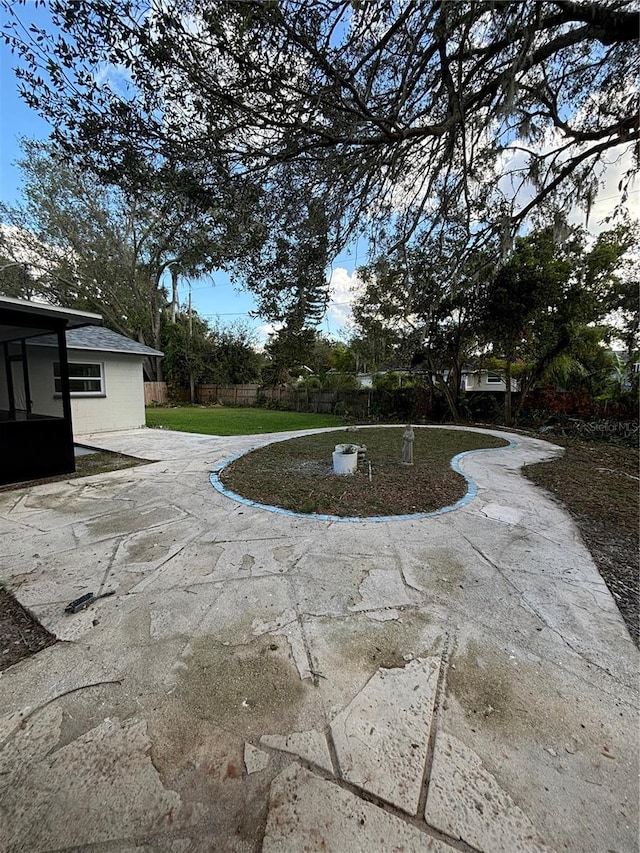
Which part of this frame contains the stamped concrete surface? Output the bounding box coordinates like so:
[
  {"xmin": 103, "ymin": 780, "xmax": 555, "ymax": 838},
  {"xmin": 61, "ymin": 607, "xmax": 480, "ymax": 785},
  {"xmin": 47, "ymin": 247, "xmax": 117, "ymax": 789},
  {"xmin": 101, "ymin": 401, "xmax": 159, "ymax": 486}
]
[{"xmin": 0, "ymin": 425, "xmax": 637, "ymax": 853}]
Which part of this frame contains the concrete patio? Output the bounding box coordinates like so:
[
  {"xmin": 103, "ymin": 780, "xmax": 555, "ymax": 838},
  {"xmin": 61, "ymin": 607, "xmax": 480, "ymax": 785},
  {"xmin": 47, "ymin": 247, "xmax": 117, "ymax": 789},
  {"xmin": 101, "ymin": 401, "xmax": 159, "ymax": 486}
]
[{"xmin": 0, "ymin": 425, "xmax": 637, "ymax": 852}]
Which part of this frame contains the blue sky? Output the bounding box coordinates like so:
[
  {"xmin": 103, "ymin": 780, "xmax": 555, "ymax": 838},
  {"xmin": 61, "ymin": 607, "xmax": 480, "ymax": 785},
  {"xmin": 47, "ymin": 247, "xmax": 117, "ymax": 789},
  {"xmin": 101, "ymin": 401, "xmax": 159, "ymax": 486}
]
[{"xmin": 0, "ymin": 4, "xmax": 358, "ymax": 345}]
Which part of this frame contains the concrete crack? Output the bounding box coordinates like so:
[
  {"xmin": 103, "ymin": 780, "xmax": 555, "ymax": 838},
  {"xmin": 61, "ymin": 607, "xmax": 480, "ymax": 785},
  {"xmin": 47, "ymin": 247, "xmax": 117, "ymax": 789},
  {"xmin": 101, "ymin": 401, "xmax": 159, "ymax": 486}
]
[
  {"xmin": 458, "ymin": 530, "xmax": 526, "ymax": 598},
  {"xmin": 0, "ymin": 680, "xmax": 123, "ymax": 753},
  {"xmin": 418, "ymin": 630, "xmax": 453, "ymax": 819},
  {"xmin": 98, "ymin": 538, "xmax": 125, "ymax": 593},
  {"xmin": 280, "ymin": 753, "xmax": 483, "ymax": 853},
  {"xmin": 457, "ymin": 531, "xmax": 631, "ymax": 687}
]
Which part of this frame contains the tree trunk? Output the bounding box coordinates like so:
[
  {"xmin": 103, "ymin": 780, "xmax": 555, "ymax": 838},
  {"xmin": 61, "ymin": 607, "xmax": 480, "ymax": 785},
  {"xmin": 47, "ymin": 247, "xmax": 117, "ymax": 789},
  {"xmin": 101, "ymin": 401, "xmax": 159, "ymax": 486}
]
[
  {"xmin": 149, "ymin": 282, "xmax": 164, "ymax": 382},
  {"xmin": 440, "ymin": 380, "xmax": 460, "ymax": 422},
  {"xmin": 424, "ymin": 354, "xmax": 460, "ymax": 421},
  {"xmin": 448, "ymin": 361, "xmax": 464, "ymax": 418},
  {"xmin": 504, "ymin": 359, "xmax": 512, "ymax": 427},
  {"xmin": 170, "ymin": 267, "xmax": 179, "ymax": 323},
  {"xmin": 514, "ymin": 329, "xmax": 572, "ymax": 422},
  {"xmin": 142, "ymin": 354, "xmax": 158, "ymax": 382}
]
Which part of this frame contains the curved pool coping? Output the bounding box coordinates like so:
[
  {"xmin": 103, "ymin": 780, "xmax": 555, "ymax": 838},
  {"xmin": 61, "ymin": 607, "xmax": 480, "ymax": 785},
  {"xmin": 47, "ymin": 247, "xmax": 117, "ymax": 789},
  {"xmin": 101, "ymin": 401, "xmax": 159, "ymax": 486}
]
[{"xmin": 209, "ymin": 431, "xmax": 517, "ymax": 523}]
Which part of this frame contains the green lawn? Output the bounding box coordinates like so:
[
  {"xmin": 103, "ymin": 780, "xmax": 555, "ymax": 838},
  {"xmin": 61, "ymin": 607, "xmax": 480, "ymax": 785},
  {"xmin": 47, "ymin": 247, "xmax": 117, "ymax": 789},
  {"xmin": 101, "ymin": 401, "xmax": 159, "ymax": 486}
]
[{"xmin": 145, "ymin": 405, "xmax": 344, "ymax": 436}]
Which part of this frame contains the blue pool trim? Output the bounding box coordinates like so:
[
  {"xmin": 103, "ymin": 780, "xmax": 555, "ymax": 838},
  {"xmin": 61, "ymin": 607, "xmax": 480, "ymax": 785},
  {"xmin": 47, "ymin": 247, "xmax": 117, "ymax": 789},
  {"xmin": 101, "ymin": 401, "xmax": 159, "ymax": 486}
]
[{"xmin": 209, "ymin": 438, "xmax": 516, "ymax": 523}]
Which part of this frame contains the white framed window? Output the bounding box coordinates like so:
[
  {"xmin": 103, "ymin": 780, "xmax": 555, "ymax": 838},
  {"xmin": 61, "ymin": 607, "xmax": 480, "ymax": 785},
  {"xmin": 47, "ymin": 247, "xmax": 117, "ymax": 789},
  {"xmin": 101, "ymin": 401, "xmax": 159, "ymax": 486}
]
[
  {"xmin": 486, "ymin": 372, "xmax": 502, "ymax": 384},
  {"xmin": 54, "ymin": 361, "xmax": 105, "ymax": 395}
]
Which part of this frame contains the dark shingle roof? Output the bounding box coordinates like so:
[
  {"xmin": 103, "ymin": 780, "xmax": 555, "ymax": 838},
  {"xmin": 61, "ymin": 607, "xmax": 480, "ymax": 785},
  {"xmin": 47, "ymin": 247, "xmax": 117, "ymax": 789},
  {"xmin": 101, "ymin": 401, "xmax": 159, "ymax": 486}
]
[{"xmin": 31, "ymin": 326, "xmax": 163, "ymax": 357}]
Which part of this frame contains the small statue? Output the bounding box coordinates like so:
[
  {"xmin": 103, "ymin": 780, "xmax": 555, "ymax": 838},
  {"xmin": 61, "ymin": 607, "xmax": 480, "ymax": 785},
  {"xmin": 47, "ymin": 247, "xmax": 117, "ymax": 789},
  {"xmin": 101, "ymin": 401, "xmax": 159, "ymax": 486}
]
[{"xmin": 401, "ymin": 423, "xmax": 414, "ymax": 465}]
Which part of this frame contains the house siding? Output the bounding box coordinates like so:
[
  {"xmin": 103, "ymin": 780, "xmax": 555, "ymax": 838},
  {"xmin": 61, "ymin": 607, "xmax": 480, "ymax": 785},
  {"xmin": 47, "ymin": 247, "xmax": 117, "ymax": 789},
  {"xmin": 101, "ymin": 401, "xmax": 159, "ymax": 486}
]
[
  {"xmin": 462, "ymin": 371, "xmax": 519, "ymax": 392},
  {"xmin": 68, "ymin": 350, "xmax": 146, "ymax": 436},
  {"xmin": 25, "ymin": 346, "xmax": 146, "ymax": 437}
]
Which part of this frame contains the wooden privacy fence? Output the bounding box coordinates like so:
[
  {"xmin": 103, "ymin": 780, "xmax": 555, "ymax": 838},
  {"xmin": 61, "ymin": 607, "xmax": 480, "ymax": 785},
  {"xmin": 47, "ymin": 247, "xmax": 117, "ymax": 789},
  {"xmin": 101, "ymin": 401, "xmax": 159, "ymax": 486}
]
[
  {"xmin": 197, "ymin": 384, "xmax": 261, "ymax": 405},
  {"xmin": 144, "ymin": 381, "xmax": 168, "ymax": 405},
  {"xmin": 259, "ymin": 387, "xmax": 373, "ymax": 417},
  {"xmin": 144, "ymin": 381, "xmax": 370, "ymax": 415},
  {"xmin": 144, "ymin": 383, "xmax": 259, "ymax": 406},
  {"xmin": 144, "ymin": 383, "xmax": 426, "ymax": 420}
]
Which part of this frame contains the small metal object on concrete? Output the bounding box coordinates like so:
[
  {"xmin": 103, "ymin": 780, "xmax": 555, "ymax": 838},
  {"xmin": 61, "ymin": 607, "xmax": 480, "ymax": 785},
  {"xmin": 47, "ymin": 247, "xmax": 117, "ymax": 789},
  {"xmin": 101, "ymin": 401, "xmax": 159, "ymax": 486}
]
[{"xmin": 64, "ymin": 590, "xmax": 115, "ymax": 614}]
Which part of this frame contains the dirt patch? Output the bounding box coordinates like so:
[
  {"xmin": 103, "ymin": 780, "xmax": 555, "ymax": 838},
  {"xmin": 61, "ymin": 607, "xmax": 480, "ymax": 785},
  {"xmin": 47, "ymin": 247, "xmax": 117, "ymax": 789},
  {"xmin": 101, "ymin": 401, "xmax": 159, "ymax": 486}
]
[
  {"xmin": 221, "ymin": 427, "xmax": 508, "ymax": 517},
  {"xmin": 524, "ymin": 438, "xmax": 639, "ymax": 647},
  {"xmin": 0, "ymin": 586, "xmax": 56, "ymax": 671},
  {"xmin": 447, "ymin": 640, "xmax": 515, "ymax": 731},
  {"xmin": 0, "ymin": 450, "xmax": 148, "ymax": 494},
  {"xmin": 313, "ymin": 611, "xmax": 440, "ymax": 676},
  {"xmin": 0, "ymin": 449, "xmax": 148, "ymax": 671},
  {"xmin": 176, "ymin": 635, "xmax": 309, "ymax": 737},
  {"xmin": 446, "ymin": 638, "xmax": 636, "ymax": 751}
]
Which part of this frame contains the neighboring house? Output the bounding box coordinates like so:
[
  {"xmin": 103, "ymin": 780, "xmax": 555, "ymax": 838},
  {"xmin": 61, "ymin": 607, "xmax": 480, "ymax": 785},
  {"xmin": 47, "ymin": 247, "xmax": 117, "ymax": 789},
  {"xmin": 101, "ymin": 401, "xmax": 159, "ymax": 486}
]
[
  {"xmin": 27, "ymin": 326, "xmax": 163, "ymax": 437},
  {"xmin": 354, "ymin": 367, "xmax": 519, "ymax": 392},
  {"xmin": 0, "ymin": 296, "xmax": 102, "ymax": 485},
  {"xmin": 460, "ymin": 369, "xmax": 519, "ymax": 393},
  {"xmin": 355, "ymin": 372, "xmax": 374, "ymax": 389},
  {"xmin": 354, "ymin": 368, "xmax": 413, "ymax": 389}
]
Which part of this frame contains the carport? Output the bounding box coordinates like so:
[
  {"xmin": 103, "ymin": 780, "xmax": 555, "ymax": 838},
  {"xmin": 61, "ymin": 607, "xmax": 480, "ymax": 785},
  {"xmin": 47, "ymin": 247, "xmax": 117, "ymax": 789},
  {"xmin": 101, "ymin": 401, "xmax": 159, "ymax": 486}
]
[{"xmin": 0, "ymin": 296, "xmax": 101, "ymax": 485}]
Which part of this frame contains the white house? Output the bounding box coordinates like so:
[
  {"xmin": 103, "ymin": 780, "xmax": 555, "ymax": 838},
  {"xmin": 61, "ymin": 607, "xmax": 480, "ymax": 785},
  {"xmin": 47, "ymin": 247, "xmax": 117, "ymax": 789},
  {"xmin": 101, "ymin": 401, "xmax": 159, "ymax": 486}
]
[
  {"xmin": 460, "ymin": 369, "xmax": 519, "ymax": 393},
  {"xmin": 354, "ymin": 367, "xmax": 519, "ymax": 392},
  {"xmin": 26, "ymin": 326, "xmax": 163, "ymax": 437}
]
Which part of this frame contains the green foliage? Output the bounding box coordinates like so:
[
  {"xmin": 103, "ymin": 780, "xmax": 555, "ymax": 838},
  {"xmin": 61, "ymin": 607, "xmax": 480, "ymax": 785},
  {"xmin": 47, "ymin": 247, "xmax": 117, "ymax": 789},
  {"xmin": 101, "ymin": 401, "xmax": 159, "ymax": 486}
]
[
  {"xmin": 161, "ymin": 315, "xmax": 262, "ymax": 389},
  {"xmin": 352, "ymin": 233, "xmax": 490, "ymax": 420},
  {"xmin": 588, "ymin": 221, "xmax": 639, "ymax": 357},
  {"xmin": 262, "ymin": 327, "xmax": 340, "ymax": 385},
  {"xmin": 161, "ymin": 311, "xmax": 215, "ymax": 389},
  {"xmin": 0, "ymin": 252, "xmax": 40, "ymax": 299},
  {"xmin": 322, "ymin": 372, "xmax": 360, "ymax": 392},
  {"xmin": 348, "ymin": 326, "xmax": 396, "ymax": 375},
  {"xmin": 4, "ymin": 0, "xmax": 635, "ymax": 281},
  {"xmin": 0, "ymin": 140, "xmax": 224, "ymax": 378},
  {"xmin": 233, "ymin": 194, "xmax": 331, "ymax": 326},
  {"xmin": 306, "ymin": 335, "xmax": 336, "ymax": 378},
  {"xmin": 208, "ymin": 322, "xmax": 263, "ymax": 385},
  {"xmin": 372, "ymin": 372, "xmax": 404, "ymax": 391},
  {"xmin": 477, "ymin": 224, "xmax": 636, "ymax": 422},
  {"xmin": 330, "ymin": 343, "xmax": 356, "ymax": 375},
  {"xmin": 297, "ymin": 376, "xmax": 322, "ymax": 391},
  {"xmin": 262, "ymin": 327, "xmax": 315, "ymax": 385}
]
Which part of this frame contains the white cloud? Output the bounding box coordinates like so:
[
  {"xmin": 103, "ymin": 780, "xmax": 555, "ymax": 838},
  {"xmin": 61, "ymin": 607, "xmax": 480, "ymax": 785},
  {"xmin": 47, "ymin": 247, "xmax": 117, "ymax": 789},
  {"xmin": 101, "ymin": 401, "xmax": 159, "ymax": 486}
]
[
  {"xmin": 92, "ymin": 62, "xmax": 133, "ymax": 93},
  {"xmin": 568, "ymin": 147, "xmax": 638, "ymax": 233},
  {"xmin": 253, "ymin": 321, "xmax": 281, "ymax": 350},
  {"xmin": 327, "ymin": 266, "xmax": 361, "ymax": 332},
  {"xmin": 495, "ymin": 123, "xmax": 638, "ymax": 237}
]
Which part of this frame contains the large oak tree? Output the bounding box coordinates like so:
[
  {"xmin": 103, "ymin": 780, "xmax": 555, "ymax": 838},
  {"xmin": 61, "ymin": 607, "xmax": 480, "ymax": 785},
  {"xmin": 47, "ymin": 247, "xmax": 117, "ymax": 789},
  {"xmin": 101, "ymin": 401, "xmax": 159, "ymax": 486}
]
[
  {"xmin": 0, "ymin": 141, "xmax": 225, "ymax": 378},
  {"xmin": 3, "ymin": 0, "xmax": 637, "ymax": 311}
]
